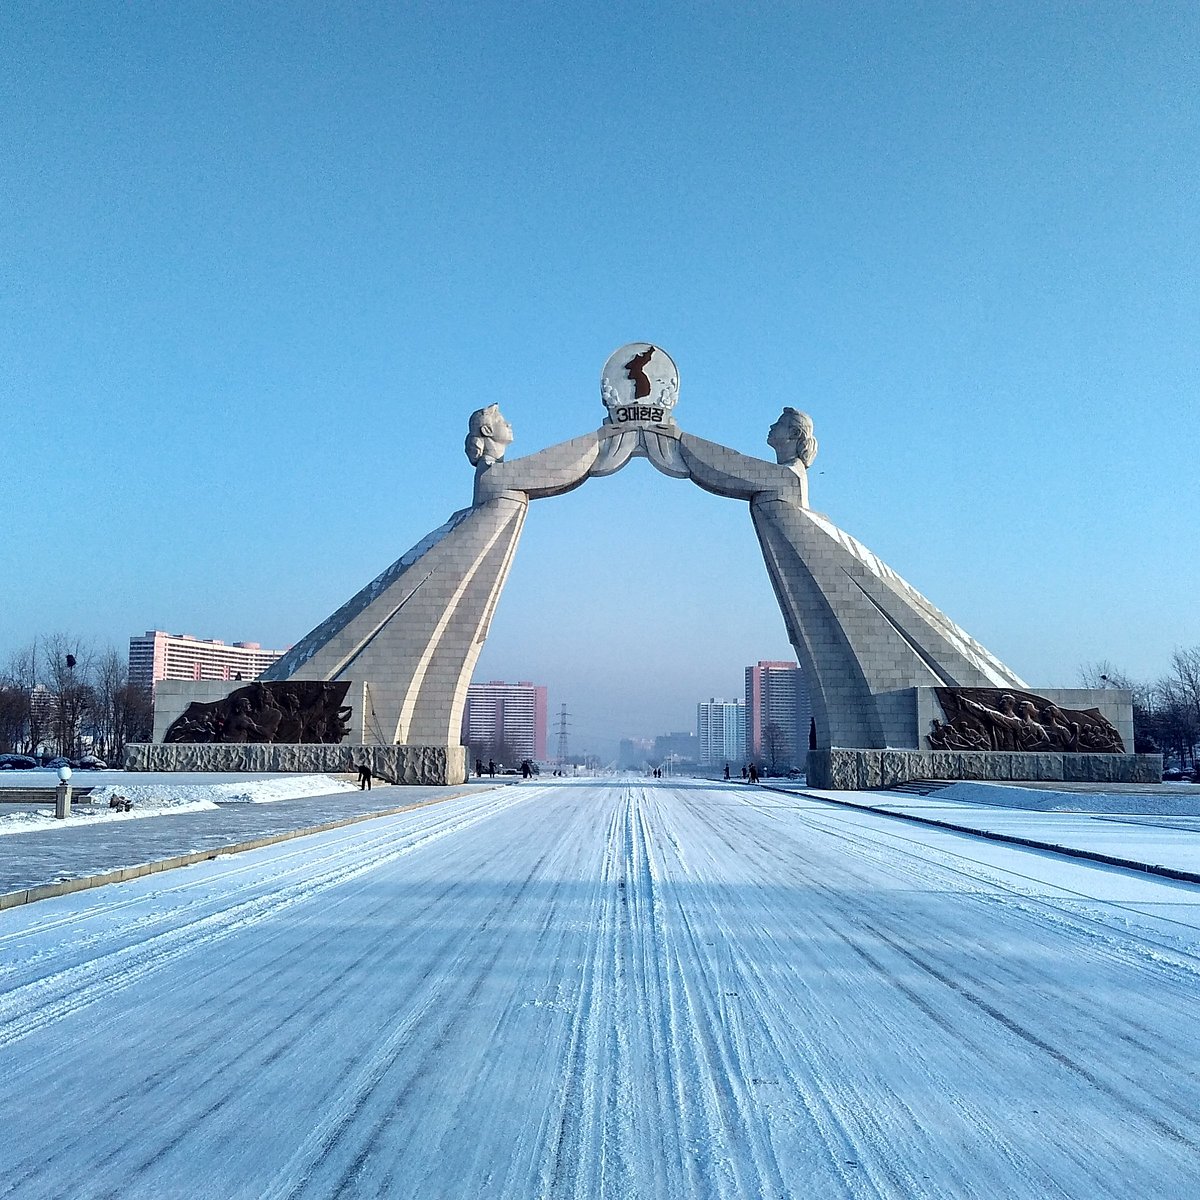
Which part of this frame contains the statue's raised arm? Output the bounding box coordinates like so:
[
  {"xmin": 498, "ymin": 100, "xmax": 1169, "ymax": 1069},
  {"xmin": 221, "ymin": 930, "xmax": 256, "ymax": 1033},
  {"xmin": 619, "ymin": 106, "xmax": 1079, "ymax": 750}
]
[{"xmin": 677, "ymin": 407, "xmax": 817, "ymax": 507}]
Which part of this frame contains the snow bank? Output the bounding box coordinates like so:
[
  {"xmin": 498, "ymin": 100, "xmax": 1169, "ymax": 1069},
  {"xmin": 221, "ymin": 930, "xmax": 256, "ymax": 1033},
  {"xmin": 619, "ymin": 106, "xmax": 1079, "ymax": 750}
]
[
  {"xmin": 935, "ymin": 780, "xmax": 1200, "ymax": 816},
  {"xmin": 0, "ymin": 774, "xmax": 358, "ymax": 835}
]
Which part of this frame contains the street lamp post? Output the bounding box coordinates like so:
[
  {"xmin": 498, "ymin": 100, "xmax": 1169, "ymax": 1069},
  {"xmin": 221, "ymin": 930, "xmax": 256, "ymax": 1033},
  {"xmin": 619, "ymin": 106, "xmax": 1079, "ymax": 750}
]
[{"xmin": 55, "ymin": 763, "xmax": 73, "ymax": 820}]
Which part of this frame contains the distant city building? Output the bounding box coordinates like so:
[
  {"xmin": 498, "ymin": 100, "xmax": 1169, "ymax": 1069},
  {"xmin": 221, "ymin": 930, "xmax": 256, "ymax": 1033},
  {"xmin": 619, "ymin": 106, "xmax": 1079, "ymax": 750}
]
[
  {"xmin": 697, "ymin": 698, "xmax": 746, "ymax": 765},
  {"xmin": 653, "ymin": 731, "xmax": 698, "ymax": 764},
  {"xmin": 462, "ymin": 680, "xmax": 548, "ymax": 763},
  {"xmin": 128, "ymin": 630, "xmax": 286, "ymax": 691},
  {"xmin": 618, "ymin": 737, "xmax": 654, "ymax": 769},
  {"xmin": 745, "ymin": 660, "xmax": 812, "ymax": 770}
]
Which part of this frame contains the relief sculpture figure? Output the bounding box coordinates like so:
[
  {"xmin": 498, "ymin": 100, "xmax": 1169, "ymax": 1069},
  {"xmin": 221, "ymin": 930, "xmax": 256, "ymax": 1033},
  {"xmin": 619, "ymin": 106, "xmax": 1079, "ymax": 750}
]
[
  {"xmin": 166, "ymin": 681, "xmax": 353, "ymax": 745},
  {"xmin": 957, "ymin": 694, "xmax": 1054, "ymax": 751},
  {"xmin": 927, "ymin": 716, "xmax": 991, "ymax": 751},
  {"xmin": 930, "ymin": 688, "xmax": 1124, "ymax": 754}
]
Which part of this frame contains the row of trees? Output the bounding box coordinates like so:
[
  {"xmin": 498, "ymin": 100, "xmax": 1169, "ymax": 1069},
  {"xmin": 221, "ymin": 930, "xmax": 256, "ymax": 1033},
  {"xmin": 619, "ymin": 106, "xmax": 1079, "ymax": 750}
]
[
  {"xmin": 0, "ymin": 636, "xmax": 152, "ymax": 762},
  {"xmin": 1081, "ymin": 647, "xmax": 1200, "ymax": 768},
  {"xmin": 464, "ymin": 737, "xmax": 530, "ymax": 772}
]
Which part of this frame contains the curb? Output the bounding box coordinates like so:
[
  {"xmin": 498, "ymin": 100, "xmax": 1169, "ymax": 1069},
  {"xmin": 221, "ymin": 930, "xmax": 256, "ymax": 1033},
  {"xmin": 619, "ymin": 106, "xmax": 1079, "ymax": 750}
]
[
  {"xmin": 0, "ymin": 786, "xmax": 487, "ymax": 913},
  {"xmin": 760, "ymin": 784, "xmax": 1200, "ymax": 887}
]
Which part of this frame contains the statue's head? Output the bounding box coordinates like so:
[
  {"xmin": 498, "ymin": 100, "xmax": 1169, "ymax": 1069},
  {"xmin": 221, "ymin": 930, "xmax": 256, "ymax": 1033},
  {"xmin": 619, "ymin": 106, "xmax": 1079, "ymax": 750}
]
[
  {"xmin": 465, "ymin": 404, "xmax": 514, "ymax": 468},
  {"xmin": 767, "ymin": 408, "xmax": 818, "ymax": 468}
]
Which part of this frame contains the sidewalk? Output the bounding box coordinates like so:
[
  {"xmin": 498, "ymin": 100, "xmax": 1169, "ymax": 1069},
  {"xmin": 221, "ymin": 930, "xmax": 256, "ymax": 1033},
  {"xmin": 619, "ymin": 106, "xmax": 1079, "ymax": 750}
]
[
  {"xmin": 0, "ymin": 781, "xmax": 502, "ymax": 910},
  {"xmin": 764, "ymin": 780, "xmax": 1200, "ymax": 883}
]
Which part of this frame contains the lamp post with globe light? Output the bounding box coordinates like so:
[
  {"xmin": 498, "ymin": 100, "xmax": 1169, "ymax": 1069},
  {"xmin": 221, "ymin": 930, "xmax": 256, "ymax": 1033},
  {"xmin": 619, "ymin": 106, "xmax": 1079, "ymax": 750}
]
[{"xmin": 55, "ymin": 763, "xmax": 73, "ymax": 820}]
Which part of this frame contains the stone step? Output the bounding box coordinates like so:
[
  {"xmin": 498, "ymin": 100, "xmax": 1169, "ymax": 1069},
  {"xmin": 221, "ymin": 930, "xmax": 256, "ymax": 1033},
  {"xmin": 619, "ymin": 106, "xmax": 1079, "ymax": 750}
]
[{"xmin": 887, "ymin": 780, "xmax": 955, "ymax": 798}]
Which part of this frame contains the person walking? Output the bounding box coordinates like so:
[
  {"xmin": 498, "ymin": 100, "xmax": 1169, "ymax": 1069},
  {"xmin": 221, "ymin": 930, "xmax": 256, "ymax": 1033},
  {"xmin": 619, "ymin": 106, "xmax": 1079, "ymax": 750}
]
[
  {"xmin": 723, "ymin": 763, "xmax": 730, "ymax": 780},
  {"xmin": 357, "ymin": 762, "xmax": 372, "ymax": 790},
  {"xmin": 488, "ymin": 759, "xmax": 496, "ymax": 778},
  {"xmin": 476, "ymin": 757, "xmax": 484, "ymax": 779},
  {"xmin": 748, "ymin": 763, "xmax": 759, "ymax": 784}
]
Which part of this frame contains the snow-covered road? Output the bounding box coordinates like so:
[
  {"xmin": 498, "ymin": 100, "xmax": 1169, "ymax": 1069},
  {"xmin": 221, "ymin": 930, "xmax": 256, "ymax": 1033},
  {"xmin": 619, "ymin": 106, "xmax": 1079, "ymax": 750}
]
[{"xmin": 2, "ymin": 778, "xmax": 1199, "ymax": 1198}]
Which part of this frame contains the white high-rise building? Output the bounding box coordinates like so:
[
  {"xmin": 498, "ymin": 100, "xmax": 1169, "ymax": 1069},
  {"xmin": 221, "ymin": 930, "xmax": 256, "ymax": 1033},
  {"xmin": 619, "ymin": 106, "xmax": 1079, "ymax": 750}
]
[
  {"xmin": 697, "ymin": 698, "xmax": 747, "ymax": 765},
  {"xmin": 128, "ymin": 630, "xmax": 285, "ymax": 691},
  {"xmin": 462, "ymin": 680, "xmax": 548, "ymax": 763}
]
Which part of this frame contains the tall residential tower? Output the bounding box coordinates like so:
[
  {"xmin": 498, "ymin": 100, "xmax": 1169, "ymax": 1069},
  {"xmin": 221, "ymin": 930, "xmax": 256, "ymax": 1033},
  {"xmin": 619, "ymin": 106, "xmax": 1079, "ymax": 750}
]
[
  {"xmin": 461, "ymin": 680, "xmax": 548, "ymax": 763},
  {"xmin": 745, "ymin": 661, "xmax": 812, "ymax": 770},
  {"xmin": 697, "ymin": 698, "xmax": 746, "ymax": 765}
]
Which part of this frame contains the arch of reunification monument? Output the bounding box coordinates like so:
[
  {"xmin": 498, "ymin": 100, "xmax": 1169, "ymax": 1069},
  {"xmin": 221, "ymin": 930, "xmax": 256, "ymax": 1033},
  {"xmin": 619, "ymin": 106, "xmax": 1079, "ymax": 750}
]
[{"xmin": 131, "ymin": 345, "xmax": 1154, "ymax": 788}]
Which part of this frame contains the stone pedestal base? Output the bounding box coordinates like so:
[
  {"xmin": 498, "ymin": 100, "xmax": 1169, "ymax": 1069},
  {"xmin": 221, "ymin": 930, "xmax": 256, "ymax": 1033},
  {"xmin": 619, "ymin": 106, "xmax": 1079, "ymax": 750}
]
[
  {"xmin": 124, "ymin": 744, "xmax": 468, "ymax": 786},
  {"xmin": 807, "ymin": 748, "xmax": 1162, "ymax": 791}
]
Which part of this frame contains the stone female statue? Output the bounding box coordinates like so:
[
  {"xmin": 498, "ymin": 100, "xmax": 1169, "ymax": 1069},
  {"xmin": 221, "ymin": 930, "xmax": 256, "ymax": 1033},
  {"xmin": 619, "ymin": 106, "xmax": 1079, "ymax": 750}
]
[
  {"xmin": 464, "ymin": 404, "xmax": 514, "ymax": 471},
  {"xmin": 767, "ymin": 407, "xmax": 819, "ymax": 471}
]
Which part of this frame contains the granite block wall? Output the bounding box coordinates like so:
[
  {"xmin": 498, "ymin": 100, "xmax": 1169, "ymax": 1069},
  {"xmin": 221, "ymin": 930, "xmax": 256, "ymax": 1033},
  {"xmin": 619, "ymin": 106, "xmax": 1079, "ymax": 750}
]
[
  {"xmin": 806, "ymin": 748, "xmax": 1162, "ymax": 790},
  {"xmin": 125, "ymin": 743, "xmax": 468, "ymax": 786}
]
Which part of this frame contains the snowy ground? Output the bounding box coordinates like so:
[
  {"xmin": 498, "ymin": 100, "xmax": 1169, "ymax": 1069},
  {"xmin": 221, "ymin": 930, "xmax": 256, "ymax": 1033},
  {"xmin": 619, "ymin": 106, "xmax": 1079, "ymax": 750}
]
[
  {"xmin": 929, "ymin": 779, "xmax": 1200, "ymax": 816},
  {"xmin": 2, "ymin": 777, "xmax": 1199, "ymax": 1198},
  {"xmin": 0, "ymin": 772, "xmax": 358, "ymax": 836}
]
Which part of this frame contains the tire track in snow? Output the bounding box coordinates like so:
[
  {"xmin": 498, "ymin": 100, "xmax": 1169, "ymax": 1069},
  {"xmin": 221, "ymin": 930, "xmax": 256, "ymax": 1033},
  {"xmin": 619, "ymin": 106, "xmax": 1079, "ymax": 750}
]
[
  {"xmin": 739, "ymin": 795, "xmax": 1200, "ymax": 1148},
  {"xmin": 652, "ymin": 786, "xmax": 909, "ymax": 1199},
  {"xmin": 634, "ymin": 787, "xmax": 791, "ymax": 1199},
  {"xmin": 270, "ymin": 843, "xmax": 559, "ymax": 1199},
  {"xmin": 652, "ymin": 786, "xmax": 1103, "ymax": 1196},
  {"xmin": 682, "ymin": 784, "xmax": 1200, "ymax": 1193},
  {"xmin": 0, "ymin": 786, "xmax": 531, "ymax": 971},
  {"xmin": 547, "ymin": 786, "xmax": 789, "ymax": 1199},
  {"xmin": 543, "ymin": 789, "xmax": 628, "ymax": 1198},
  {"xmin": 0, "ymin": 792, "xmax": 551, "ymax": 1198},
  {"xmin": 0, "ymin": 788, "xmax": 540, "ymax": 1052}
]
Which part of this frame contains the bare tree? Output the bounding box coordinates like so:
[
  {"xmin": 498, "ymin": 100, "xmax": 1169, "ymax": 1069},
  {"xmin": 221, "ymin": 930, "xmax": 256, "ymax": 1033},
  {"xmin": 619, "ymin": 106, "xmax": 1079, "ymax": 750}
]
[
  {"xmin": 42, "ymin": 634, "xmax": 94, "ymax": 757},
  {"xmin": 117, "ymin": 682, "xmax": 153, "ymax": 760},
  {"xmin": 75, "ymin": 644, "xmax": 152, "ymax": 763},
  {"xmin": 1078, "ymin": 660, "xmax": 1134, "ymax": 691},
  {"xmin": 0, "ymin": 684, "xmax": 25, "ymax": 753},
  {"xmin": 762, "ymin": 721, "xmax": 788, "ymax": 775},
  {"xmin": 1079, "ymin": 661, "xmax": 1161, "ymax": 755},
  {"xmin": 1152, "ymin": 649, "xmax": 1200, "ymax": 770},
  {"xmin": 3, "ymin": 642, "xmax": 42, "ymax": 754},
  {"xmin": 467, "ymin": 735, "xmax": 522, "ymax": 771},
  {"xmin": 1168, "ymin": 648, "xmax": 1200, "ymax": 742},
  {"xmin": 90, "ymin": 648, "xmax": 130, "ymax": 762}
]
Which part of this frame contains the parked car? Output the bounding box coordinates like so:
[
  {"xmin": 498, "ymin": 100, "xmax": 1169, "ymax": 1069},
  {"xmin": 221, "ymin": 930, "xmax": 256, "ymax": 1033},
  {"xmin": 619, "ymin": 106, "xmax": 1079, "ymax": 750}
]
[{"xmin": 0, "ymin": 754, "xmax": 38, "ymax": 770}]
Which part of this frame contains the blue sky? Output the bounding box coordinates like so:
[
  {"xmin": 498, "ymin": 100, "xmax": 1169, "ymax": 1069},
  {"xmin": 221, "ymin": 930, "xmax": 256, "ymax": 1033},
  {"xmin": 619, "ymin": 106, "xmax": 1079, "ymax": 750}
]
[{"xmin": 3, "ymin": 3, "xmax": 1197, "ymax": 756}]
